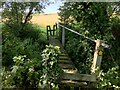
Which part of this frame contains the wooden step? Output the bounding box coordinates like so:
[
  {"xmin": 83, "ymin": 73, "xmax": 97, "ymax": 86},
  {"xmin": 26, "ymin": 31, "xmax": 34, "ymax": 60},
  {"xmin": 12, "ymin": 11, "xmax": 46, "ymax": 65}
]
[
  {"xmin": 59, "ymin": 56, "xmax": 70, "ymax": 60},
  {"xmin": 61, "ymin": 80, "xmax": 87, "ymax": 87},
  {"xmin": 62, "ymin": 69, "xmax": 78, "ymax": 74},
  {"xmin": 59, "ymin": 53, "xmax": 68, "ymax": 56},
  {"xmin": 62, "ymin": 73, "xmax": 96, "ymax": 82},
  {"xmin": 59, "ymin": 59, "xmax": 73, "ymax": 64},
  {"xmin": 59, "ymin": 63, "xmax": 76, "ymax": 69}
]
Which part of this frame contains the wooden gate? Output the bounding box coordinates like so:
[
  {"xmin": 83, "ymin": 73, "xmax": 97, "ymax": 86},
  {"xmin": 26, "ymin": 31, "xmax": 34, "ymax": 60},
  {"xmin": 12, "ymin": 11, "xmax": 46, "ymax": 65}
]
[{"xmin": 46, "ymin": 24, "xmax": 57, "ymax": 39}]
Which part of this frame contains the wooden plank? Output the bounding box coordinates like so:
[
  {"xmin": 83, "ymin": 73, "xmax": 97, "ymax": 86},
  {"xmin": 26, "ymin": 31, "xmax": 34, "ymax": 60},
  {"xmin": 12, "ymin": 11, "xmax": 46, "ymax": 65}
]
[
  {"xmin": 62, "ymin": 73, "xmax": 96, "ymax": 82},
  {"xmin": 47, "ymin": 30, "xmax": 55, "ymax": 31},
  {"xmin": 59, "ymin": 59, "xmax": 73, "ymax": 64},
  {"xmin": 59, "ymin": 64, "xmax": 76, "ymax": 69},
  {"xmin": 59, "ymin": 53, "xmax": 68, "ymax": 56},
  {"xmin": 62, "ymin": 69, "xmax": 78, "ymax": 74},
  {"xmin": 59, "ymin": 56, "xmax": 70, "ymax": 60},
  {"xmin": 49, "ymin": 37, "xmax": 66, "ymax": 53},
  {"xmin": 61, "ymin": 80, "xmax": 87, "ymax": 87}
]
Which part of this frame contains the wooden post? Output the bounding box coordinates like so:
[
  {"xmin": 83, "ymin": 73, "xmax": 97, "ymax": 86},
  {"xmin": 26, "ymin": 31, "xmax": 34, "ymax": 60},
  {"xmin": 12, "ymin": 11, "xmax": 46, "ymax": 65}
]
[
  {"xmin": 62, "ymin": 27, "xmax": 65, "ymax": 46},
  {"xmin": 91, "ymin": 39, "xmax": 103, "ymax": 75},
  {"xmin": 53, "ymin": 24, "xmax": 56, "ymax": 36},
  {"xmin": 55, "ymin": 23, "xmax": 57, "ymax": 36},
  {"xmin": 57, "ymin": 24, "xmax": 60, "ymax": 38},
  {"xmin": 53, "ymin": 23, "xmax": 57, "ymax": 36},
  {"xmin": 50, "ymin": 28, "xmax": 52, "ymax": 36},
  {"xmin": 46, "ymin": 26, "xmax": 52, "ymax": 39},
  {"xmin": 46, "ymin": 26, "xmax": 49, "ymax": 40}
]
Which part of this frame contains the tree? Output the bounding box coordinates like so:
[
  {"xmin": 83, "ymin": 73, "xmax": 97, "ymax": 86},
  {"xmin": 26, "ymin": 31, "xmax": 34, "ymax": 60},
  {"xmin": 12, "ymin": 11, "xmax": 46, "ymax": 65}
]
[
  {"xmin": 58, "ymin": 2, "xmax": 119, "ymax": 40},
  {"xmin": 1, "ymin": 2, "xmax": 50, "ymax": 67},
  {"xmin": 1, "ymin": 2, "xmax": 49, "ymax": 35}
]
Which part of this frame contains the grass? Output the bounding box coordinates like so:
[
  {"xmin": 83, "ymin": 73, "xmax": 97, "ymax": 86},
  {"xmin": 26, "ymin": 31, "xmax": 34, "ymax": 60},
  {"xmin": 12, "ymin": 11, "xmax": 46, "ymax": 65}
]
[{"xmin": 31, "ymin": 24, "xmax": 47, "ymax": 41}]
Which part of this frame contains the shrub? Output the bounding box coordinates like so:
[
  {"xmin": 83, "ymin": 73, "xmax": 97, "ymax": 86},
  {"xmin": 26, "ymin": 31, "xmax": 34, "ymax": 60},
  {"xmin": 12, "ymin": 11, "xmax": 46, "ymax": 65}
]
[
  {"xmin": 2, "ymin": 45, "xmax": 62, "ymax": 89},
  {"xmin": 2, "ymin": 55, "xmax": 42, "ymax": 89},
  {"xmin": 2, "ymin": 23, "xmax": 47, "ymax": 67},
  {"xmin": 2, "ymin": 37, "xmax": 45, "ymax": 67},
  {"xmin": 39, "ymin": 45, "xmax": 62, "ymax": 89},
  {"xmin": 96, "ymin": 66, "xmax": 120, "ymax": 89}
]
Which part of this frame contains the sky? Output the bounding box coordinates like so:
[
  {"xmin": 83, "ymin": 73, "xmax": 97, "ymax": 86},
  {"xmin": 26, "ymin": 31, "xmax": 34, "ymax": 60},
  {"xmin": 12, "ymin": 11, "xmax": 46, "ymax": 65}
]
[
  {"xmin": 43, "ymin": 1, "xmax": 64, "ymax": 14},
  {"xmin": 0, "ymin": 1, "xmax": 64, "ymax": 19}
]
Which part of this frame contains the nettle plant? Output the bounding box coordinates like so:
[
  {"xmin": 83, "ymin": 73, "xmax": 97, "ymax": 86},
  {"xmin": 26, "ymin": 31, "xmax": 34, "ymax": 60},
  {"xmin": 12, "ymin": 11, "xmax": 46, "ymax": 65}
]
[{"xmin": 39, "ymin": 45, "xmax": 62, "ymax": 89}]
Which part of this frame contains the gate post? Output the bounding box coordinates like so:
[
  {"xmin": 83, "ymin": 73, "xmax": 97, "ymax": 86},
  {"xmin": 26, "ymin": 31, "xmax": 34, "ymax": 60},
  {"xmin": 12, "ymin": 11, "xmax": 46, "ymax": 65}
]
[
  {"xmin": 46, "ymin": 26, "xmax": 49, "ymax": 40},
  {"xmin": 91, "ymin": 39, "xmax": 103, "ymax": 75}
]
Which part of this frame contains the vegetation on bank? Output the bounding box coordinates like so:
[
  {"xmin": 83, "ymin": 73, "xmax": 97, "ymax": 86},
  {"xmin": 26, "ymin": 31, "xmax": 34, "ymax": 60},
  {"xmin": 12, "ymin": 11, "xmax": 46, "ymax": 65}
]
[{"xmin": 1, "ymin": 2, "xmax": 62, "ymax": 89}]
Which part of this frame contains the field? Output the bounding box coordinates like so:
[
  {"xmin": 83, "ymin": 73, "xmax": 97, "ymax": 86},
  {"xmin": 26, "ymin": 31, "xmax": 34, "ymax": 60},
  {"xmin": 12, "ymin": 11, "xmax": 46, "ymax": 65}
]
[{"xmin": 31, "ymin": 13, "xmax": 59, "ymax": 27}]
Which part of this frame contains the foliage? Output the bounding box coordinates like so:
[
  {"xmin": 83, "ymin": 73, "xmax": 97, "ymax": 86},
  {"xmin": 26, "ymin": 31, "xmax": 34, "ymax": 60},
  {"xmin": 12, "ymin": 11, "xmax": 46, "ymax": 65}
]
[
  {"xmin": 96, "ymin": 66, "xmax": 120, "ymax": 89},
  {"xmin": 1, "ymin": 67, "xmax": 15, "ymax": 88},
  {"xmin": 39, "ymin": 45, "xmax": 62, "ymax": 89},
  {"xmin": 2, "ymin": 45, "xmax": 62, "ymax": 89},
  {"xmin": 2, "ymin": 23, "xmax": 47, "ymax": 67},
  {"xmin": 1, "ymin": 1, "xmax": 63, "ymax": 89},
  {"xmin": 65, "ymin": 34, "xmax": 94, "ymax": 74},
  {"xmin": 2, "ymin": 55, "xmax": 42, "ymax": 89},
  {"xmin": 59, "ymin": 2, "xmax": 116, "ymax": 39},
  {"xmin": 1, "ymin": 2, "xmax": 48, "ymax": 68},
  {"xmin": 58, "ymin": 2, "xmax": 120, "ymax": 88},
  {"xmin": 59, "ymin": 2, "xmax": 109, "ymax": 74}
]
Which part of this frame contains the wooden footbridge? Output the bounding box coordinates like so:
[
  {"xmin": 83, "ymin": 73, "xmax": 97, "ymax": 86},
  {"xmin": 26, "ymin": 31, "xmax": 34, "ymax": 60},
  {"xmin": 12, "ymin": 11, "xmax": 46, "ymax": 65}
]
[{"xmin": 46, "ymin": 23, "xmax": 109, "ymax": 89}]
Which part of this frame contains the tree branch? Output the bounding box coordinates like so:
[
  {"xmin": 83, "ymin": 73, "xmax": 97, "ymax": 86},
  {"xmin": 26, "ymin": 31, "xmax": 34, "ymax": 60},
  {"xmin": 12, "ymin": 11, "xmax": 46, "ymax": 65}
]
[
  {"xmin": 21, "ymin": 7, "xmax": 34, "ymax": 30},
  {"xmin": 23, "ymin": 8, "xmax": 33, "ymax": 25}
]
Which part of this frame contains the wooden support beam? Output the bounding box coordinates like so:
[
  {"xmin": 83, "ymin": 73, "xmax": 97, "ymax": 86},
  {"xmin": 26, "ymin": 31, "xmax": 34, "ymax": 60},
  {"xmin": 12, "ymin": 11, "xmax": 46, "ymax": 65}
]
[
  {"xmin": 62, "ymin": 27, "xmax": 65, "ymax": 46},
  {"xmin": 91, "ymin": 39, "xmax": 103, "ymax": 75},
  {"xmin": 62, "ymin": 73, "xmax": 96, "ymax": 82}
]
